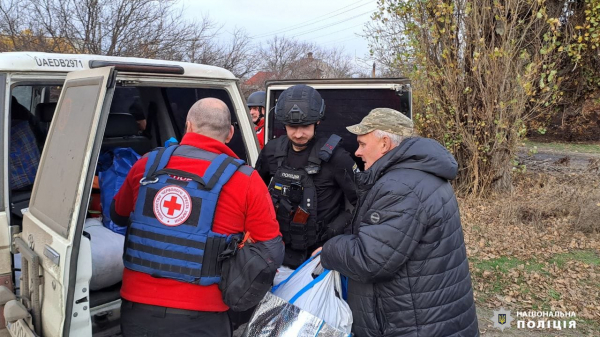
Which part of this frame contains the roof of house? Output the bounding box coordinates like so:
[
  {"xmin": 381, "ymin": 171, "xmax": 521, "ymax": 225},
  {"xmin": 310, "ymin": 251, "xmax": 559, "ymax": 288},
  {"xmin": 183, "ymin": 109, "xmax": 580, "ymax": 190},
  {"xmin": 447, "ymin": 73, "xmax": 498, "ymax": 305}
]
[{"xmin": 244, "ymin": 71, "xmax": 276, "ymax": 86}]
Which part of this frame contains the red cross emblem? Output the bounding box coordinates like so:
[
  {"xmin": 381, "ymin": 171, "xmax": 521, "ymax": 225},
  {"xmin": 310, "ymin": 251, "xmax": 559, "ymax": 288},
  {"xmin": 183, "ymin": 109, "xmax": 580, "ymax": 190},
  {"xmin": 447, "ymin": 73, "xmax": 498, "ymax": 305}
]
[
  {"xmin": 153, "ymin": 185, "xmax": 192, "ymax": 226},
  {"xmin": 163, "ymin": 196, "xmax": 182, "ymax": 215}
]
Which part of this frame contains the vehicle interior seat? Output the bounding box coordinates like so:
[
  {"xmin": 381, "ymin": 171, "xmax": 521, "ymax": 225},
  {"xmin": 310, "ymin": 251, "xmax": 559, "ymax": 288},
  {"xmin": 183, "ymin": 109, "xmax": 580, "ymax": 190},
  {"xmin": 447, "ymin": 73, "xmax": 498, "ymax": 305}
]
[
  {"xmin": 89, "ymin": 113, "xmax": 153, "ymax": 307},
  {"xmin": 33, "ymin": 102, "xmax": 57, "ymax": 148},
  {"xmin": 9, "ymin": 99, "xmax": 43, "ymax": 223},
  {"xmin": 102, "ymin": 113, "xmax": 153, "ymax": 156}
]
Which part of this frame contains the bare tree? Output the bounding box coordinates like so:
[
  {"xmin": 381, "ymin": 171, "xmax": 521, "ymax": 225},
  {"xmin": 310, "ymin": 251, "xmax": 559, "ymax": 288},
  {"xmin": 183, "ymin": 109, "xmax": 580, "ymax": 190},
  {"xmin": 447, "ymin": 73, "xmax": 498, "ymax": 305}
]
[
  {"xmin": 23, "ymin": 0, "xmax": 205, "ymax": 58},
  {"xmin": 257, "ymin": 35, "xmax": 357, "ymax": 80},
  {"xmin": 0, "ymin": 0, "xmax": 23, "ymax": 38},
  {"xmin": 211, "ymin": 27, "xmax": 260, "ymax": 79},
  {"xmin": 311, "ymin": 47, "xmax": 356, "ymax": 78},
  {"xmin": 258, "ymin": 36, "xmax": 317, "ymax": 78},
  {"xmin": 1, "ymin": 0, "xmax": 55, "ymax": 51},
  {"xmin": 3, "ymin": 0, "xmax": 355, "ymax": 83},
  {"xmin": 153, "ymin": 13, "xmax": 222, "ymax": 64},
  {"xmin": 1, "ymin": 0, "xmax": 261, "ymax": 80},
  {"xmin": 362, "ymin": 13, "xmax": 411, "ymax": 77}
]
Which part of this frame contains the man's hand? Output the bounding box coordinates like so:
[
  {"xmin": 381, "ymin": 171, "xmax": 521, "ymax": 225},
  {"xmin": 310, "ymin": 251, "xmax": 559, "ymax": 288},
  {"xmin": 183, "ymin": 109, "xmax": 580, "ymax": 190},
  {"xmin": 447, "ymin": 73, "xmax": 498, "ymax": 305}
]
[
  {"xmin": 311, "ymin": 247, "xmax": 322, "ymax": 257},
  {"xmin": 319, "ymin": 212, "xmax": 352, "ymax": 242}
]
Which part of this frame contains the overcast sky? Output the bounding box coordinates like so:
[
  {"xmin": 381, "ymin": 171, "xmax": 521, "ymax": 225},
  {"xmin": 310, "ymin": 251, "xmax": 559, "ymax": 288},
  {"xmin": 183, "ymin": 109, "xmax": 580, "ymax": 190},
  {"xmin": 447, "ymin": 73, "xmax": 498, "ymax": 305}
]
[{"xmin": 180, "ymin": 0, "xmax": 377, "ymax": 68}]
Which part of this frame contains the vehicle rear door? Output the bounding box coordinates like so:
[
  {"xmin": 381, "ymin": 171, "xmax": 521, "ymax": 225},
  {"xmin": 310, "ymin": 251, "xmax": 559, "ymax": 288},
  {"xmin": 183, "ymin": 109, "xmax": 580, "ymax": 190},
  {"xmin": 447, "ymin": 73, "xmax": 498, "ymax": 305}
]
[
  {"xmin": 12, "ymin": 67, "xmax": 116, "ymax": 337},
  {"xmin": 265, "ymin": 79, "xmax": 412, "ymax": 170}
]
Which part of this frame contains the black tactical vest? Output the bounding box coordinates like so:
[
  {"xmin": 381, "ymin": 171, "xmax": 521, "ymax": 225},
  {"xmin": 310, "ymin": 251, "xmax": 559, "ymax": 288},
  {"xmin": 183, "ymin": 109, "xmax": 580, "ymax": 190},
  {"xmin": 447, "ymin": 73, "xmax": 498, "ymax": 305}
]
[{"xmin": 267, "ymin": 135, "xmax": 341, "ymax": 267}]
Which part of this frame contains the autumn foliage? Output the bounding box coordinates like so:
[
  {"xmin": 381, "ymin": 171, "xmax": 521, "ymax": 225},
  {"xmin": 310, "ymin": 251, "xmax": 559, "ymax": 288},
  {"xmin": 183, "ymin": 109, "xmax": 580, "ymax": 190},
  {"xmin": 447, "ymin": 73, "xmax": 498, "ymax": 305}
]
[{"xmin": 367, "ymin": 0, "xmax": 564, "ymax": 195}]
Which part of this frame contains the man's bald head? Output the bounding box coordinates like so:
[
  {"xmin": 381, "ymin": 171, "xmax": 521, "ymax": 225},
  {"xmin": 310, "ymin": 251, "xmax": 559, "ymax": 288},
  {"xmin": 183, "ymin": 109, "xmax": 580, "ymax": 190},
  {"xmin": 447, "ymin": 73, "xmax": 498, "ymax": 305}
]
[{"xmin": 186, "ymin": 98, "xmax": 233, "ymax": 142}]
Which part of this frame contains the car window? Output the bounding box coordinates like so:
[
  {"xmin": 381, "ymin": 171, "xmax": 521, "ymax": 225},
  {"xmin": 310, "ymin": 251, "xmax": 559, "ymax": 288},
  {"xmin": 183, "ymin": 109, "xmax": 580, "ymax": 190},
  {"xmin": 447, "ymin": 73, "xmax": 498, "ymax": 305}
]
[
  {"xmin": 110, "ymin": 87, "xmax": 141, "ymax": 115},
  {"xmin": 29, "ymin": 77, "xmax": 105, "ymax": 238},
  {"xmin": 11, "ymin": 86, "xmax": 32, "ymax": 111},
  {"xmin": 164, "ymin": 87, "xmax": 246, "ymax": 159}
]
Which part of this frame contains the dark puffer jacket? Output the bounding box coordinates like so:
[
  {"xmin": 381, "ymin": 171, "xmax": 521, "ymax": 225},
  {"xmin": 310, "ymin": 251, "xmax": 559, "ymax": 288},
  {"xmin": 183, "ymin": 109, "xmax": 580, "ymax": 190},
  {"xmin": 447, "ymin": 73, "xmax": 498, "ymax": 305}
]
[{"xmin": 322, "ymin": 137, "xmax": 479, "ymax": 337}]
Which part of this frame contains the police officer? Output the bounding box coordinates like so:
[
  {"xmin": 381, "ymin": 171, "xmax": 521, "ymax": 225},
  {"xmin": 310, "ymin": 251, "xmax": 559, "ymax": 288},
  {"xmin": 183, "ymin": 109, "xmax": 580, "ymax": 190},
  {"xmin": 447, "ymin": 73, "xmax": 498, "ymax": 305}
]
[
  {"xmin": 247, "ymin": 91, "xmax": 266, "ymax": 149},
  {"xmin": 111, "ymin": 98, "xmax": 283, "ymax": 337},
  {"xmin": 255, "ymin": 84, "xmax": 358, "ymax": 268}
]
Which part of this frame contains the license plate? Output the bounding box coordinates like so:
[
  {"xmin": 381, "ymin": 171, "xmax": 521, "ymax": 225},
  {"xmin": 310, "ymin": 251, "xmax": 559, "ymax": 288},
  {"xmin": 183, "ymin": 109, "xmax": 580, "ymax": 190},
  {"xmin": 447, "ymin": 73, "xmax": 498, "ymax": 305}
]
[{"xmin": 7, "ymin": 319, "xmax": 37, "ymax": 337}]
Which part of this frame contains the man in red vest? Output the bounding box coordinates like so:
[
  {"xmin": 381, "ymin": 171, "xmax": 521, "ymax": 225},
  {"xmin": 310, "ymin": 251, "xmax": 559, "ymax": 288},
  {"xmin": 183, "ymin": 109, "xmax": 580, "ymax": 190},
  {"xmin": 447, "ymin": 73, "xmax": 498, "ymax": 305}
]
[{"xmin": 111, "ymin": 98, "xmax": 283, "ymax": 336}]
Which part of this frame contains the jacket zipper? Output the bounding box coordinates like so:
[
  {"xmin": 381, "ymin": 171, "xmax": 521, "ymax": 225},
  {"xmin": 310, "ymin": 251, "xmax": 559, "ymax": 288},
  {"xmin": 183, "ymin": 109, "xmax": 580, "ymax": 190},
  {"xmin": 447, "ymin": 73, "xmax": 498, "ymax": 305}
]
[{"xmin": 374, "ymin": 291, "xmax": 387, "ymax": 335}]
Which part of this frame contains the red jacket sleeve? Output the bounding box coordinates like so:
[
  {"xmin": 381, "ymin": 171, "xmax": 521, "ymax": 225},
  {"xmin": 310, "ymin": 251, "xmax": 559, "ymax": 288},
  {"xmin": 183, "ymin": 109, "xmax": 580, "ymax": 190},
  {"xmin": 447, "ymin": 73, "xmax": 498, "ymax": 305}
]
[{"xmin": 244, "ymin": 171, "xmax": 281, "ymax": 242}]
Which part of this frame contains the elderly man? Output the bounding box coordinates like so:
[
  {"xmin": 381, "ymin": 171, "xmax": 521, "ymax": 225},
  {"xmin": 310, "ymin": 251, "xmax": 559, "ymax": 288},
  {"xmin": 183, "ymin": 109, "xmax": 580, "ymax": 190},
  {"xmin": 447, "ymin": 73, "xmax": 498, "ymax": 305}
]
[
  {"xmin": 111, "ymin": 98, "xmax": 283, "ymax": 337},
  {"xmin": 319, "ymin": 108, "xmax": 479, "ymax": 336}
]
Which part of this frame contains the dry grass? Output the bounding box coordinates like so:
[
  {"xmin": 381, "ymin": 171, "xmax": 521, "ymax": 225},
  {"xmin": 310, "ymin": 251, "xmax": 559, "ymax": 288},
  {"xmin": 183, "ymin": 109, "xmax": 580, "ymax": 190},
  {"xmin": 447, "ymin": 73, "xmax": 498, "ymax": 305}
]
[
  {"xmin": 460, "ymin": 170, "xmax": 600, "ymax": 334},
  {"xmin": 500, "ymin": 172, "xmax": 600, "ymax": 233}
]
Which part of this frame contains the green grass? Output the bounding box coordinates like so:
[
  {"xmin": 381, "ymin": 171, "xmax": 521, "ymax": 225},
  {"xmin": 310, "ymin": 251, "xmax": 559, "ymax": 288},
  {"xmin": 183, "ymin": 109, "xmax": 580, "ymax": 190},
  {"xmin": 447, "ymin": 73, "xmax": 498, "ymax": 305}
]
[
  {"xmin": 473, "ymin": 256, "xmax": 545, "ymax": 273},
  {"xmin": 471, "ymin": 256, "xmax": 544, "ymax": 297},
  {"xmin": 522, "ymin": 140, "xmax": 600, "ymax": 154},
  {"xmin": 548, "ymin": 288, "xmax": 561, "ymax": 300},
  {"xmin": 549, "ymin": 249, "xmax": 600, "ymax": 268}
]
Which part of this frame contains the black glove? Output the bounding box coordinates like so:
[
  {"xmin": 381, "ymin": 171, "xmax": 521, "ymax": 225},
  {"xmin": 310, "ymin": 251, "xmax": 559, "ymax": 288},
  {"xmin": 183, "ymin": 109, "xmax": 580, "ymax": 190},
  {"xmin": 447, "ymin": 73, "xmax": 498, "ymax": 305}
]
[{"xmin": 319, "ymin": 212, "xmax": 351, "ymax": 242}]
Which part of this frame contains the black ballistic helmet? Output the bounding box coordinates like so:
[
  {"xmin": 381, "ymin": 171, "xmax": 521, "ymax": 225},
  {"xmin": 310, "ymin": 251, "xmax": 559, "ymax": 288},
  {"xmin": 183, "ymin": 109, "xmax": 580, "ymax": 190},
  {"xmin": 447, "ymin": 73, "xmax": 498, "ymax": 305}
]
[
  {"xmin": 275, "ymin": 84, "xmax": 325, "ymax": 125},
  {"xmin": 247, "ymin": 91, "xmax": 266, "ymax": 108}
]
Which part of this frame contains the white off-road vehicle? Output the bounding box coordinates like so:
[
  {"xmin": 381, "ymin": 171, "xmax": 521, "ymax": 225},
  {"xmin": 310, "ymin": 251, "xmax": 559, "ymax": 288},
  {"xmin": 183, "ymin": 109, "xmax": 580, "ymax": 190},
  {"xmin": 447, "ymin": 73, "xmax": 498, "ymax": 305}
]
[{"xmin": 0, "ymin": 52, "xmax": 411, "ymax": 337}]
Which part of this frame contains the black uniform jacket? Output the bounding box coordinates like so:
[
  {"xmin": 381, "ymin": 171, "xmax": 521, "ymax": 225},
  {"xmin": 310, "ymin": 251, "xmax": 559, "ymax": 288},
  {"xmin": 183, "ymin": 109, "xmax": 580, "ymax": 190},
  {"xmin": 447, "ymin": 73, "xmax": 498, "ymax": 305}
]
[{"xmin": 255, "ymin": 135, "xmax": 358, "ymax": 244}]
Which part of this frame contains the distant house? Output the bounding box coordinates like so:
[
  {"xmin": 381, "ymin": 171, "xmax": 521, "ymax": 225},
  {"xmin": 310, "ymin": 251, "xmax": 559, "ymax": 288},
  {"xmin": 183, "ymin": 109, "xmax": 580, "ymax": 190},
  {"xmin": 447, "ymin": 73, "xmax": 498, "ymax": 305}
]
[
  {"xmin": 288, "ymin": 52, "xmax": 335, "ymax": 79},
  {"xmin": 242, "ymin": 71, "xmax": 276, "ymax": 97},
  {"xmin": 242, "ymin": 52, "xmax": 339, "ymax": 96},
  {"xmin": 244, "ymin": 71, "xmax": 276, "ymax": 87}
]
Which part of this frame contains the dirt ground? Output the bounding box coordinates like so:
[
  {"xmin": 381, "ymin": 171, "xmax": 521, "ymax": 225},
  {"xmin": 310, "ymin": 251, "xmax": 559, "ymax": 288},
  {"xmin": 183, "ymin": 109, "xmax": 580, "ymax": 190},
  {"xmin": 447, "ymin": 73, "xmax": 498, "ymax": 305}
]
[
  {"xmin": 463, "ymin": 142, "xmax": 600, "ymax": 336},
  {"xmin": 517, "ymin": 145, "xmax": 600, "ymax": 173}
]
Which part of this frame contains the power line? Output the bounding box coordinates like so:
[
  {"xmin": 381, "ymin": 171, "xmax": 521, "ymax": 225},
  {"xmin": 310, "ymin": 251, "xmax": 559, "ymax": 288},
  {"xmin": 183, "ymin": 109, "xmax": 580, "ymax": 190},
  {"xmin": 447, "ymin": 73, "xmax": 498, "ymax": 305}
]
[
  {"xmin": 251, "ymin": 0, "xmax": 370, "ymax": 38},
  {"xmin": 251, "ymin": 0, "xmax": 372, "ymax": 39},
  {"xmin": 322, "ymin": 35, "xmax": 362, "ymax": 46},
  {"xmin": 288, "ymin": 9, "xmax": 374, "ymax": 39},
  {"xmin": 310, "ymin": 25, "xmax": 363, "ymax": 40}
]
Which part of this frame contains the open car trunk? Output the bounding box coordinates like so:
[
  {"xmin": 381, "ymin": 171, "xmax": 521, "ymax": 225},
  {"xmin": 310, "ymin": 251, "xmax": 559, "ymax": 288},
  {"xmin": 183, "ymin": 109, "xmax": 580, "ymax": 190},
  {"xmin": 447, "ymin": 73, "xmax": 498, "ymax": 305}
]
[{"xmin": 265, "ymin": 78, "xmax": 412, "ymax": 171}]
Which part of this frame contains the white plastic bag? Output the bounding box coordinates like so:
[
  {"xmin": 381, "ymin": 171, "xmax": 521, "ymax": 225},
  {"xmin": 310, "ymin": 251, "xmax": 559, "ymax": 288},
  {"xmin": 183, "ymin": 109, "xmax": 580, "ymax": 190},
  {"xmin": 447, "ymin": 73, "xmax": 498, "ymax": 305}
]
[
  {"xmin": 84, "ymin": 218, "xmax": 125, "ymax": 290},
  {"xmin": 272, "ymin": 254, "xmax": 321, "ymax": 300},
  {"xmin": 272, "ymin": 255, "xmax": 353, "ymax": 334},
  {"xmin": 273, "ymin": 266, "xmax": 295, "ymax": 286},
  {"xmin": 290, "ymin": 270, "xmax": 352, "ymax": 333}
]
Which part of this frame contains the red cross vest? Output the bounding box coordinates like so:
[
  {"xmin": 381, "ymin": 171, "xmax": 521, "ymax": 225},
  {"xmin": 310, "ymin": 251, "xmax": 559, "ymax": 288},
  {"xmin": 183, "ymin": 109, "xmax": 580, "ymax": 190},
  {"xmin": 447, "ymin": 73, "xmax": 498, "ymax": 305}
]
[{"xmin": 123, "ymin": 145, "xmax": 249, "ymax": 285}]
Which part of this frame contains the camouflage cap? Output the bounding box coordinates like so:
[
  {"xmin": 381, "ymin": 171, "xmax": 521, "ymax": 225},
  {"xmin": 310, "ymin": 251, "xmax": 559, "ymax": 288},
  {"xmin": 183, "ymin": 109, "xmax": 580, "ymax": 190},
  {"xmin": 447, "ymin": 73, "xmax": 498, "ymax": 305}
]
[{"xmin": 347, "ymin": 108, "xmax": 414, "ymax": 136}]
